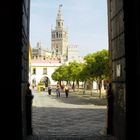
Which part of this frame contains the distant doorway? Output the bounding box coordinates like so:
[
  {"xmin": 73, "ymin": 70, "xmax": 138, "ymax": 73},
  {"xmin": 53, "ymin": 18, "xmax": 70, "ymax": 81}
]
[
  {"xmin": 40, "ymin": 76, "xmax": 50, "ymax": 87},
  {"xmin": 30, "ymin": 0, "xmax": 110, "ymax": 139}
]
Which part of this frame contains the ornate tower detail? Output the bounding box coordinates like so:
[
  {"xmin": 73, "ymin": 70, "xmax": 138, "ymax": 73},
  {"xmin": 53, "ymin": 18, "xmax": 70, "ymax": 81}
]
[
  {"xmin": 56, "ymin": 4, "xmax": 64, "ymax": 29},
  {"xmin": 51, "ymin": 4, "xmax": 68, "ymax": 61}
]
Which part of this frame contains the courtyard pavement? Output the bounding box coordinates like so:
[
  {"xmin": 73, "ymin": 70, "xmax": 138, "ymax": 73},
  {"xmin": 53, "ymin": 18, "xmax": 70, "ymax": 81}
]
[{"xmin": 26, "ymin": 89, "xmax": 115, "ymax": 140}]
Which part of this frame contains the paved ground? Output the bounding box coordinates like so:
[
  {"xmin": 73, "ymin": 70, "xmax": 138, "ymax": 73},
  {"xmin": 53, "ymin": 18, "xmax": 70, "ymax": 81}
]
[{"xmin": 26, "ymin": 90, "xmax": 114, "ymax": 140}]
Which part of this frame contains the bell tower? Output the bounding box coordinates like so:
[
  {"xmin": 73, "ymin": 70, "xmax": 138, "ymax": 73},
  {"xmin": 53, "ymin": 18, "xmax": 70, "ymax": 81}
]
[{"xmin": 51, "ymin": 4, "xmax": 68, "ymax": 61}]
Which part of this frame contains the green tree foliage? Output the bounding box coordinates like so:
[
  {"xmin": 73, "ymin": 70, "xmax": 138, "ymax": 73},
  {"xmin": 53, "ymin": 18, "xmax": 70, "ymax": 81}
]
[
  {"xmin": 51, "ymin": 49, "xmax": 109, "ymax": 97},
  {"xmin": 84, "ymin": 49, "xmax": 109, "ymax": 97},
  {"xmin": 84, "ymin": 49, "xmax": 109, "ymax": 80},
  {"xmin": 66, "ymin": 61, "xmax": 84, "ymax": 90},
  {"xmin": 51, "ymin": 64, "xmax": 69, "ymax": 85}
]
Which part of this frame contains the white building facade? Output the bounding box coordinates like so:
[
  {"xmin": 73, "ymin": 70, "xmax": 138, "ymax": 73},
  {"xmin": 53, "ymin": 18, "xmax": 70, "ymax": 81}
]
[
  {"xmin": 31, "ymin": 60, "xmax": 61, "ymax": 87},
  {"xmin": 67, "ymin": 44, "xmax": 84, "ymax": 63}
]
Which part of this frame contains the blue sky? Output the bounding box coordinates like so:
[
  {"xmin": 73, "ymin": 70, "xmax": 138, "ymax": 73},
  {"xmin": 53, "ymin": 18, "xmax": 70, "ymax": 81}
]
[{"xmin": 30, "ymin": 0, "xmax": 108, "ymax": 56}]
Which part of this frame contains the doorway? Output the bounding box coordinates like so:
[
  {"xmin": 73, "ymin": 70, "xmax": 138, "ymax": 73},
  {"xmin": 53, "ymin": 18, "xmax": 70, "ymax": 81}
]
[{"xmin": 30, "ymin": 0, "xmax": 110, "ymax": 139}]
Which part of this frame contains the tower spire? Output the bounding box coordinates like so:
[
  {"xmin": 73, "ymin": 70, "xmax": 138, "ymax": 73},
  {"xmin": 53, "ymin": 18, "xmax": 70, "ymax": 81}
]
[
  {"xmin": 51, "ymin": 4, "xmax": 68, "ymax": 60},
  {"xmin": 56, "ymin": 4, "xmax": 64, "ymax": 29}
]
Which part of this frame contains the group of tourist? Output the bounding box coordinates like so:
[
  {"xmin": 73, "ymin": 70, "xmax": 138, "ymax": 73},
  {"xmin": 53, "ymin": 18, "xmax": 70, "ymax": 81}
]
[{"xmin": 47, "ymin": 84, "xmax": 70, "ymax": 98}]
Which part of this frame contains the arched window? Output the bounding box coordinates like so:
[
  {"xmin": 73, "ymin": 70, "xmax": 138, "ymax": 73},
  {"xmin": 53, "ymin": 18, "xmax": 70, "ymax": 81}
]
[
  {"xmin": 43, "ymin": 68, "xmax": 47, "ymax": 74},
  {"xmin": 32, "ymin": 68, "xmax": 36, "ymax": 74},
  {"xmin": 56, "ymin": 32, "xmax": 58, "ymax": 38},
  {"xmin": 58, "ymin": 22, "xmax": 60, "ymax": 26}
]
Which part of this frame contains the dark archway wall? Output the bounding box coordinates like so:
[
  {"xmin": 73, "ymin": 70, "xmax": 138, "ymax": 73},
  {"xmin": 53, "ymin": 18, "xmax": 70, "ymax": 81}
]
[
  {"xmin": 0, "ymin": 0, "xmax": 30, "ymax": 140},
  {"xmin": 108, "ymin": 0, "xmax": 140, "ymax": 140},
  {"xmin": 21, "ymin": 0, "xmax": 31, "ymax": 138},
  {"xmin": 124, "ymin": 0, "xmax": 140, "ymax": 140},
  {"xmin": 108, "ymin": 0, "xmax": 126, "ymax": 139}
]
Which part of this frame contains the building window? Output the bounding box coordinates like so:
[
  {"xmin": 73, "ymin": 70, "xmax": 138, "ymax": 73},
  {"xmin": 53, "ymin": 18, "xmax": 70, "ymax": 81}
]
[
  {"xmin": 32, "ymin": 68, "xmax": 36, "ymax": 74},
  {"xmin": 43, "ymin": 68, "xmax": 47, "ymax": 75},
  {"xmin": 58, "ymin": 22, "xmax": 60, "ymax": 26},
  {"xmin": 56, "ymin": 32, "xmax": 58, "ymax": 38}
]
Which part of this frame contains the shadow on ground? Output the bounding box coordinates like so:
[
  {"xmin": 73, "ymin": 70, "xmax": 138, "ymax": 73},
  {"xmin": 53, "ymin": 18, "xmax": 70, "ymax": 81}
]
[{"xmin": 50, "ymin": 92, "xmax": 107, "ymax": 106}]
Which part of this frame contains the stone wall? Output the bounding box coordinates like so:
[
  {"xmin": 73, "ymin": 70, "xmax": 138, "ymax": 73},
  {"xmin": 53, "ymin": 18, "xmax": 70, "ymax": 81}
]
[
  {"xmin": 21, "ymin": 0, "xmax": 31, "ymax": 138},
  {"xmin": 107, "ymin": 0, "xmax": 126, "ymax": 140},
  {"xmin": 0, "ymin": 0, "xmax": 30, "ymax": 139}
]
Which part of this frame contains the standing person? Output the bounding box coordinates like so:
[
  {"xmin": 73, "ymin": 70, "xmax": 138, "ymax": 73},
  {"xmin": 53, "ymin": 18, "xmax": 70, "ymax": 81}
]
[
  {"xmin": 26, "ymin": 83, "xmax": 34, "ymax": 135},
  {"xmin": 56, "ymin": 84, "xmax": 60, "ymax": 98},
  {"xmin": 64, "ymin": 84, "xmax": 69, "ymax": 98},
  {"xmin": 48, "ymin": 85, "xmax": 52, "ymax": 95}
]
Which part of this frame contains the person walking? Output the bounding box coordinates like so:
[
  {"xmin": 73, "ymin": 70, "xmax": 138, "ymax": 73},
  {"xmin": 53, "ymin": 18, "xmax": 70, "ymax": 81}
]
[
  {"xmin": 56, "ymin": 84, "xmax": 60, "ymax": 98},
  {"xmin": 64, "ymin": 84, "xmax": 69, "ymax": 98},
  {"xmin": 48, "ymin": 85, "xmax": 52, "ymax": 95}
]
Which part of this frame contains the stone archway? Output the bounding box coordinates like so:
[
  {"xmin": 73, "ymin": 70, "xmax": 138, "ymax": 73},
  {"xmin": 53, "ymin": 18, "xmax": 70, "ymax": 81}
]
[
  {"xmin": 1, "ymin": 0, "xmax": 139, "ymax": 140},
  {"xmin": 40, "ymin": 76, "xmax": 51, "ymax": 87}
]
